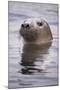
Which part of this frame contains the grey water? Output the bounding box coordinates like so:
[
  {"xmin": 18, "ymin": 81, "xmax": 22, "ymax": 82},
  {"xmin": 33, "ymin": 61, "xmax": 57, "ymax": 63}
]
[{"xmin": 8, "ymin": 1, "xmax": 59, "ymax": 89}]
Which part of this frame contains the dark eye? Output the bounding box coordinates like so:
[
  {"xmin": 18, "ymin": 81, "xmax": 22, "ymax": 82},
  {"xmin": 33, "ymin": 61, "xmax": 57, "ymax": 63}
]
[{"xmin": 37, "ymin": 22, "xmax": 43, "ymax": 26}]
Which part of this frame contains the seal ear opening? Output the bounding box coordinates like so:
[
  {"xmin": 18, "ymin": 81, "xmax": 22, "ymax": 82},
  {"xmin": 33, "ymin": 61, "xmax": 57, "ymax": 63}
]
[{"xmin": 37, "ymin": 22, "xmax": 43, "ymax": 26}]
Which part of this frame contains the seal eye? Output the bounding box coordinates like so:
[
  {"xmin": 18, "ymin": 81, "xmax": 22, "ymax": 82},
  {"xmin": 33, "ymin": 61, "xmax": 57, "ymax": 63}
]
[{"xmin": 37, "ymin": 22, "xmax": 43, "ymax": 26}]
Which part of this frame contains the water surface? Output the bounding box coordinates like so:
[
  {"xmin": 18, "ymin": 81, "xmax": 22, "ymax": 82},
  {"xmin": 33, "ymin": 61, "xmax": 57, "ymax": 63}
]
[{"xmin": 8, "ymin": 1, "xmax": 59, "ymax": 89}]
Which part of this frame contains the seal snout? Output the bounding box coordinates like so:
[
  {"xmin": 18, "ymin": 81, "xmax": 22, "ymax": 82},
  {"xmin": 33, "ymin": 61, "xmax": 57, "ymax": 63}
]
[{"xmin": 21, "ymin": 23, "xmax": 30, "ymax": 28}]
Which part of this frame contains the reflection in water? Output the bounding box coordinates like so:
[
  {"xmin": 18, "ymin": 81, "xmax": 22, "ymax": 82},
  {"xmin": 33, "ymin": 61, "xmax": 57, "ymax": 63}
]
[{"xmin": 19, "ymin": 42, "xmax": 52, "ymax": 74}]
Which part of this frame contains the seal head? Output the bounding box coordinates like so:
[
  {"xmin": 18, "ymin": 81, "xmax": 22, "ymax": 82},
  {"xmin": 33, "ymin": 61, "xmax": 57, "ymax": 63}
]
[{"xmin": 20, "ymin": 18, "xmax": 53, "ymax": 45}]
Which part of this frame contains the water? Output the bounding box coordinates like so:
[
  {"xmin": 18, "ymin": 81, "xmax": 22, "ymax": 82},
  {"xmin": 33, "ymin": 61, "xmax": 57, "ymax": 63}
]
[{"xmin": 8, "ymin": 1, "xmax": 59, "ymax": 89}]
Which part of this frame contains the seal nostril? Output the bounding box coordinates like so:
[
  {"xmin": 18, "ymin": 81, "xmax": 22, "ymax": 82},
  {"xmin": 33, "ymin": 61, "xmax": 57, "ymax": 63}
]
[
  {"xmin": 26, "ymin": 24, "xmax": 29, "ymax": 28},
  {"xmin": 21, "ymin": 24, "xmax": 24, "ymax": 27}
]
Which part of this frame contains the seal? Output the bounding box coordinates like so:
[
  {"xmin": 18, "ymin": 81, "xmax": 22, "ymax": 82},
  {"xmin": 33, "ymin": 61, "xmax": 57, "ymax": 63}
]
[
  {"xmin": 20, "ymin": 18, "xmax": 53, "ymax": 45},
  {"xmin": 19, "ymin": 18, "xmax": 53, "ymax": 74}
]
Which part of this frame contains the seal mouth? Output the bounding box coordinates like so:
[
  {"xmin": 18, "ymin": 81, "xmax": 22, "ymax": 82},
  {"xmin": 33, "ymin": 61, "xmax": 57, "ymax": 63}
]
[{"xmin": 23, "ymin": 31, "xmax": 38, "ymax": 42}]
